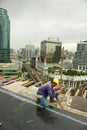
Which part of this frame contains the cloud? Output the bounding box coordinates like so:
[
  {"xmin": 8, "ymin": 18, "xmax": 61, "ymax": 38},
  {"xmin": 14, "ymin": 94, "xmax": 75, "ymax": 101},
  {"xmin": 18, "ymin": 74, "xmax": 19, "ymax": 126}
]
[{"xmin": 0, "ymin": 0, "xmax": 87, "ymax": 51}]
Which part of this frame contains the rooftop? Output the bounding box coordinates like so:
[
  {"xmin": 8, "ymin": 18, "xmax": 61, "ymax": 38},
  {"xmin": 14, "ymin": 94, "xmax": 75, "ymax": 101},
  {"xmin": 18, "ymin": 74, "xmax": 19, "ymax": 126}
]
[
  {"xmin": 0, "ymin": 76, "xmax": 87, "ymax": 129},
  {"xmin": 0, "ymin": 87, "xmax": 87, "ymax": 130},
  {"xmin": 1, "ymin": 77, "xmax": 87, "ymax": 117}
]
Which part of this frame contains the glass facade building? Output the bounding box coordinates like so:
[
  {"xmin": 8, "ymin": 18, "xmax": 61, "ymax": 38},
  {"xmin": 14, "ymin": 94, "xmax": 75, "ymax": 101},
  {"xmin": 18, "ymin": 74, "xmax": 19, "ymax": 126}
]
[
  {"xmin": 0, "ymin": 8, "xmax": 10, "ymax": 63},
  {"xmin": 40, "ymin": 37, "xmax": 62, "ymax": 63},
  {"xmin": 73, "ymin": 41, "xmax": 87, "ymax": 71}
]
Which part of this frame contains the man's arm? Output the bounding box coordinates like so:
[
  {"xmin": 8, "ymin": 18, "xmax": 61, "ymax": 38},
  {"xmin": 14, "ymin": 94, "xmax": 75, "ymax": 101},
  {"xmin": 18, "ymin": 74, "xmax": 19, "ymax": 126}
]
[{"xmin": 47, "ymin": 86, "xmax": 58, "ymax": 98}]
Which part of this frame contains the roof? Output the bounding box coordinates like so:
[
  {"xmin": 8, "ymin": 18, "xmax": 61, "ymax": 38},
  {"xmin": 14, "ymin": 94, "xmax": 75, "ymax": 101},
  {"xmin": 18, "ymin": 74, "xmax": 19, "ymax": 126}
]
[
  {"xmin": 0, "ymin": 88, "xmax": 87, "ymax": 130},
  {"xmin": 1, "ymin": 78, "xmax": 87, "ymax": 117},
  {"xmin": 71, "ymin": 96, "xmax": 87, "ymax": 112}
]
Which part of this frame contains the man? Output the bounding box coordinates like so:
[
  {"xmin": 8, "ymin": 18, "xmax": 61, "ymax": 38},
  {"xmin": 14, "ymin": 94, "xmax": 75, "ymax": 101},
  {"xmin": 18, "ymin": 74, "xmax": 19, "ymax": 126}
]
[{"xmin": 36, "ymin": 78, "xmax": 59, "ymax": 108}]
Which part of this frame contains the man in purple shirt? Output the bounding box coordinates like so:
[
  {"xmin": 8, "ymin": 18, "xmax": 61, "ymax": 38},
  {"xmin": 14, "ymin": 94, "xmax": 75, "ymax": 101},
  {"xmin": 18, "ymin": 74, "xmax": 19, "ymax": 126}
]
[{"xmin": 36, "ymin": 78, "xmax": 59, "ymax": 108}]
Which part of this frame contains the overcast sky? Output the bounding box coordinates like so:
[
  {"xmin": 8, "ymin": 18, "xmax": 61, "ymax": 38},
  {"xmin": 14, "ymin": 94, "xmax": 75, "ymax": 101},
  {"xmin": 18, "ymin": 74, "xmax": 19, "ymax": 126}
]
[{"xmin": 0, "ymin": 0, "xmax": 87, "ymax": 51}]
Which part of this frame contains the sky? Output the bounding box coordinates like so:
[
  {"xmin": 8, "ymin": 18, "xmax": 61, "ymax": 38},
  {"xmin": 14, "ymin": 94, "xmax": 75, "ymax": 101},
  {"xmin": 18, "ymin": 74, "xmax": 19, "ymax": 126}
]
[{"xmin": 0, "ymin": 0, "xmax": 87, "ymax": 52}]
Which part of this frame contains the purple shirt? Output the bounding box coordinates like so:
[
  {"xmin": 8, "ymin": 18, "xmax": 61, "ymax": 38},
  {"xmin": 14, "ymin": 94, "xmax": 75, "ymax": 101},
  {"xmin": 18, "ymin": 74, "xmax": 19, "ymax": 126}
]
[{"xmin": 37, "ymin": 82, "xmax": 58, "ymax": 98}]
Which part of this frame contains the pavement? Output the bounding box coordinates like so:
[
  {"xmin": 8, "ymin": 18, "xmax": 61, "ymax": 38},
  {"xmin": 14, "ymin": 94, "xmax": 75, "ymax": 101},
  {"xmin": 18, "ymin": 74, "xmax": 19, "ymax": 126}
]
[{"xmin": 0, "ymin": 88, "xmax": 87, "ymax": 130}]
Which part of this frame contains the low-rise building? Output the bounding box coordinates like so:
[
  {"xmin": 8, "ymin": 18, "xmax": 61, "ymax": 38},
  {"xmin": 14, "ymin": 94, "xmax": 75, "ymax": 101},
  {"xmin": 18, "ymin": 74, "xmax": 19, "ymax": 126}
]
[{"xmin": 0, "ymin": 63, "xmax": 19, "ymax": 76}]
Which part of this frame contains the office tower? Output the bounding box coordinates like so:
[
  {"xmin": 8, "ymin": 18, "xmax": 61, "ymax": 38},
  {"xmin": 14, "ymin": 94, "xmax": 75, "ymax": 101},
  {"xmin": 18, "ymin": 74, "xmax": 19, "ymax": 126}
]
[
  {"xmin": 40, "ymin": 37, "xmax": 62, "ymax": 63},
  {"xmin": 73, "ymin": 41, "xmax": 87, "ymax": 71},
  {"xmin": 25, "ymin": 44, "xmax": 35, "ymax": 61},
  {"xmin": 0, "ymin": 8, "xmax": 10, "ymax": 63}
]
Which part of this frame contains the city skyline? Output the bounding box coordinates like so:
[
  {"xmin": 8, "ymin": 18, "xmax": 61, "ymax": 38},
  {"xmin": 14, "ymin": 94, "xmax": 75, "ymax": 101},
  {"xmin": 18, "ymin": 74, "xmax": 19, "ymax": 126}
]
[{"xmin": 0, "ymin": 0, "xmax": 87, "ymax": 52}]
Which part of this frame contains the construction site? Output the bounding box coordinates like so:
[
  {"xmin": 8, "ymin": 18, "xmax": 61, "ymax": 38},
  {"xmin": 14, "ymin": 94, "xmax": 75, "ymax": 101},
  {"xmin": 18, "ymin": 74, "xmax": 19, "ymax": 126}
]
[
  {"xmin": 0, "ymin": 62, "xmax": 87, "ymax": 130},
  {"xmin": 0, "ymin": 59, "xmax": 87, "ymax": 130},
  {"xmin": 0, "ymin": 3, "xmax": 87, "ymax": 129}
]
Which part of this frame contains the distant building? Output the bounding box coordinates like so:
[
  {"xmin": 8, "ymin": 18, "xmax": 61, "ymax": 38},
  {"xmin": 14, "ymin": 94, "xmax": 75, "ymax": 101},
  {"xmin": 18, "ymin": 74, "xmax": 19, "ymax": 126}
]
[
  {"xmin": 25, "ymin": 44, "xmax": 35, "ymax": 61},
  {"xmin": 35, "ymin": 47, "xmax": 40, "ymax": 56},
  {"xmin": 73, "ymin": 41, "xmax": 87, "ymax": 71},
  {"xmin": 30, "ymin": 56, "xmax": 40, "ymax": 69},
  {"xmin": 0, "ymin": 63, "xmax": 19, "ymax": 76},
  {"xmin": 17, "ymin": 48, "xmax": 26, "ymax": 62},
  {"xmin": 40, "ymin": 37, "xmax": 62, "ymax": 63},
  {"xmin": 0, "ymin": 8, "xmax": 10, "ymax": 63}
]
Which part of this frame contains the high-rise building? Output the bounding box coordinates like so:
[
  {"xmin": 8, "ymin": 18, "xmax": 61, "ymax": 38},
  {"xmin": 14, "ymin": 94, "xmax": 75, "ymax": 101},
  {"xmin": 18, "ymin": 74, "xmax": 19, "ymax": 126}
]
[
  {"xmin": 25, "ymin": 44, "xmax": 35, "ymax": 61},
  {"xmin": 0, "ymin": 8, "xmax": 10, "ymax": 63},
  {"xmin": 73, "ymin": 41, "xmax": 87, "ymax": 71},
  {"xmin": 40, "ymin": 37, "xmax": 62, "ymax": 63}
]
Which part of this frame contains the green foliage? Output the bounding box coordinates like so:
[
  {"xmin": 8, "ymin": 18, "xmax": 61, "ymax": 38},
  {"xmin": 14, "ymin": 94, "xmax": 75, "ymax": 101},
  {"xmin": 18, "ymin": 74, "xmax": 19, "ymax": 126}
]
[
  {"xmin": 71, "ymin": 86, "xmax": 79, "ymax": 96},
  {"xmin": 67, "ymin": 69, "xmax": 78, "ymax": 76},
  {"xmin": 48, "ymin": 67, "xmax": 87, "ymax": 76},
  {"xmin": 62, "ymin": 87, "xmax": 68, "ymax": 94},
  {"xmin": 48, "ymin": 66, "xmax": 60, "ymax": 73},
  {"xmin": 48, "ymin": 67, "xmax": 54, "ymax": 73},
  {"xmin": 71, "ymin": 89, "xmax": 76, "ymax": 96},
  {"xmin": 65, "ymin": 69, "xmax": 87, "ymax": 76}
]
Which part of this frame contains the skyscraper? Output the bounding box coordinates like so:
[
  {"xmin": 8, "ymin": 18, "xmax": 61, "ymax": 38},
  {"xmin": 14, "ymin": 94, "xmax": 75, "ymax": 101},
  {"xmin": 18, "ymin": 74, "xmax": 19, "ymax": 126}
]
[
  {"xmin": 73, "ymin": 41, "xmax": 87, "ymax": 71},
  {"xmin": 0, "ymin": 8, "xmax": 10, "ymax": 63},
  {"xmin": 40, "ymin": 37, "xmax": 62, "ymax": 63}
]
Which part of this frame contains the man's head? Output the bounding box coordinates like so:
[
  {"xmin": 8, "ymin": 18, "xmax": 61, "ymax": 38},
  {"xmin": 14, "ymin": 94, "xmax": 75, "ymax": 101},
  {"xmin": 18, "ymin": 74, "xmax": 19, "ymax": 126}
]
[{"xmin": 51, "ymin": 78, "xmax": 59, "ymax": 87}]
